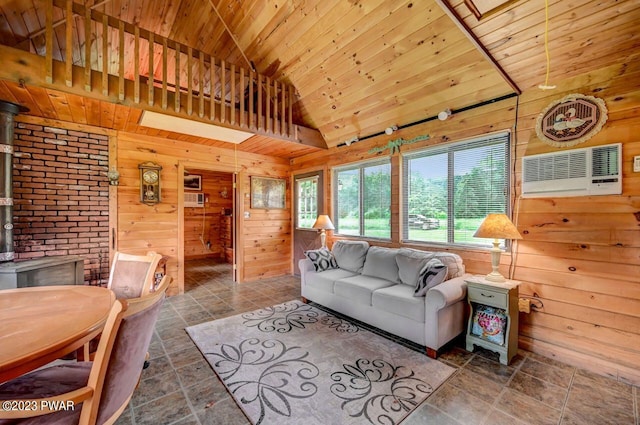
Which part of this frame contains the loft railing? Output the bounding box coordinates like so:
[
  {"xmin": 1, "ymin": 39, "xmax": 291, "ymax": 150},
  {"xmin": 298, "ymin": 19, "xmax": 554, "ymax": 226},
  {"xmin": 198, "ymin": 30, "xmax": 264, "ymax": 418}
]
[{"xmin": 38, "ymin": 0, "xmax": 297, "ymax": 139}]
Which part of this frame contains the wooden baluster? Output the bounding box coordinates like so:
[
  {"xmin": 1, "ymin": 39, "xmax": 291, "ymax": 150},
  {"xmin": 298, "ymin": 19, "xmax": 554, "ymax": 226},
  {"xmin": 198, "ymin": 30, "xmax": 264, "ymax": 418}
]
[
  {"xmin": 148, "ymin": 32, "xmax": 154, "ymax": 106},
  {"xmin": 281, "ymin": 83, "xmax": 286, "ymax": 136},
  {"xmin": 84, "ymin": 5, "xmax": 91, "ymax": 91},
  {"xmin": 118, "ymin": 21, "xmax": 124, "ymax": 100},
  {"xmin": 187, "ymin": 46, "xmax": 192, "ymax": 115},
  {"xmin": 240, "ymin": 67, "xmax": 245, "ymax": 127},
  {"xmin": 265, "ymin": 76, "xmax": 271, "ymax": 133},
  {"xmin": 199, "ymin": 51, "xmax": 204, "ymax": 118},
  {"xmin": 249, "ymin": 71, "xmax": 254, "ymax": 129},
  {"xmin": 102, "ymin": 14, "xmax": 108, "ymax": 96},
  {"xmin": 65, "ymin": 0, "xmax": 73, "ymax": 87},
  {"xmin": 45, "ymin": 0, "xmax": 53, "ymax": 84},
  {"xmin": 174, "ymin": 43, "xmax": 180, "ymax": 112},
  {"xmin": 230, "ymin": 63, "xmax": 235, "ymax": 125},
  {"xmin": 161, "ymin": 37, "xmax": 168, "ymax": 109},
  {"xmin": 288, "ymin": 86, "xmax": 293, "ymax": 137},
  {"xmin": 257, "ymin": 74, "xmax": 263, "ymax": 131},
  {"xmin": 220, "ymin": 59, "xmax": 226, "ymax": 123},
  {"xmin": 134, "ymin": 26, "xmax": 140, "ymax": 103},
  {"xmin": 210, "ymin": 55, "xmax": 216, "ymax": 120},
  {"xmin": 273, "ymin": 80, "xmax": 278, "ymax": 134}
]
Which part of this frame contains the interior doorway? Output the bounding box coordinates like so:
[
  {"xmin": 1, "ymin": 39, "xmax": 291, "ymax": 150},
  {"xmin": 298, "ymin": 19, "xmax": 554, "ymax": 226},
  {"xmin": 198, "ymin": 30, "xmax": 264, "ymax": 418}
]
[{"xmin": 179, "ymin": 163, "xmax": 237, "ymax": 289}]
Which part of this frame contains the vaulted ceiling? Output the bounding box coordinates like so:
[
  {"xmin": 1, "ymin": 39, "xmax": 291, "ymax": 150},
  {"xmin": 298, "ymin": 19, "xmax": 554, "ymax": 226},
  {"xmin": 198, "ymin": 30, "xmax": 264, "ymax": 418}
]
[{"xmin": 0, "ymin": 0, "xmax": 637, "ymax": 157}]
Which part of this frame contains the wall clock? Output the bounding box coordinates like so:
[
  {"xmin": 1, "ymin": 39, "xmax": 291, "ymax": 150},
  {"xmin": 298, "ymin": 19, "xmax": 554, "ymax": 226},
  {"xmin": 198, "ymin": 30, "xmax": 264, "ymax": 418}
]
[
  {"xmin": 535, "ymin": 93, "xmax": 608, "ymax": 148},
  {"xmin": 138, "ymin": 161, "xmax": 162, "ymax": 205}
]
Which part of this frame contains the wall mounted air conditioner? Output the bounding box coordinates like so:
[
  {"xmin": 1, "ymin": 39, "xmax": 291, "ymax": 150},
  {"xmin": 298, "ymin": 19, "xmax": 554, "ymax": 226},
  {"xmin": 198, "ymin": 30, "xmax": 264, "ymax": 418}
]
[
  {"xmin": 184, "ymin": 192, "xmax": 205, "ymax": 207},
  {"xmin": 522, "ymin": 143, "xmax": 621, "ymax": 198}
]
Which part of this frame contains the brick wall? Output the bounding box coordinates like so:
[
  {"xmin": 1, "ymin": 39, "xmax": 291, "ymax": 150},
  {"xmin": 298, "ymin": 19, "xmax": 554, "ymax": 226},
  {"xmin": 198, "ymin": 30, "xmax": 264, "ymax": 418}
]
[{"xmin": 12, "ymin": 122, "xmax": 110, "ymax": 285}]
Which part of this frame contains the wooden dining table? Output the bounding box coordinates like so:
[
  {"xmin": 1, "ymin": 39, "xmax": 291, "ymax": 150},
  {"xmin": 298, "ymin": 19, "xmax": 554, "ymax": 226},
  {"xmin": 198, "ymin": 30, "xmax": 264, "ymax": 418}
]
[{"xmin": 0, "ymin": 285, "xmax": 115, "ymax": 383}]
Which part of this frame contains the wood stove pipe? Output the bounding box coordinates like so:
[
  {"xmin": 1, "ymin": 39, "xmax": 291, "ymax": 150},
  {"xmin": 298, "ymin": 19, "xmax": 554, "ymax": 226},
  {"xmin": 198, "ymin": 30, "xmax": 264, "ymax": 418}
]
[{"xmin": 0, "ymin": 100, "xmax": 28, "ymax": 262}]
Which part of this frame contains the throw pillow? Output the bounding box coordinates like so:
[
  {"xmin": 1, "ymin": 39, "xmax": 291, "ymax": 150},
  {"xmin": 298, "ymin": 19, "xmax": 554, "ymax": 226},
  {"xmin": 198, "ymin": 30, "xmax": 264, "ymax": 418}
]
[
  {"xmin": 304, "ymin": 248, "xmax": 338, "ymax": 272},
  {"xmin": 414, "ymin": 258, "xmax": 448, "ymax": 297}
]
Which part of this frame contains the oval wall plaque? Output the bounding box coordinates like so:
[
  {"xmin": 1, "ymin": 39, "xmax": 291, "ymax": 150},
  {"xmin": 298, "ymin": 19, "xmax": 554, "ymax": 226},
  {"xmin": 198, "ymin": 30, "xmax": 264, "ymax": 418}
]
[{"xmin": 535, "ymin": 93, "xmax": 608, "ymax": 148}]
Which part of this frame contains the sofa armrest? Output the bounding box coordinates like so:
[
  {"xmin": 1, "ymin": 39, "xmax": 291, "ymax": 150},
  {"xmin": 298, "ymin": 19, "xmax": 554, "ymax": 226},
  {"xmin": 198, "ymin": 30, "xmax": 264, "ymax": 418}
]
[
  {"xmin": 425, "ymin": 274, "xmax": 470, "ymax": 310},
  {"xmin": 299, "ymin": 258, "xmax": 314, "ymax": 286}
]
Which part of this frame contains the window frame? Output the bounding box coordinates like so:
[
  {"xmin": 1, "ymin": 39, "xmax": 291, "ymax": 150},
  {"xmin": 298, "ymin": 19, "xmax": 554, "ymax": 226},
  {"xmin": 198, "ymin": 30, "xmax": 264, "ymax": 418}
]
[
  {"xmin": 401, "ymin": 131, "xmax": 512, "ymax": 248},
  {"xmin": 295, "ymin": 175, "xmax": 320, "ymax": 230},
  {"xmin": 332, "ymin": 158, "xmax": 392, "ymax": 240}
]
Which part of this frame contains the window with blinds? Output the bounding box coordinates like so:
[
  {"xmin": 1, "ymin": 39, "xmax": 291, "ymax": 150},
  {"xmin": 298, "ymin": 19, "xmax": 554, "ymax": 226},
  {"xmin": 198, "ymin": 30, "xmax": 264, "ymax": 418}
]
[
  {"xmin": 402, "ymin": 132, "xmax": 510, "ymax": 246},
  {"xmin": 333, "ymin": 159, "xmax": 391, "ymax": 239}
]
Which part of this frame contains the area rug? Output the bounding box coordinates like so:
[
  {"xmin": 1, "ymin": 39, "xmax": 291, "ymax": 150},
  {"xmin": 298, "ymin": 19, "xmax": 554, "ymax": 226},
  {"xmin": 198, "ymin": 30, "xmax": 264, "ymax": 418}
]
[{"xmin": 186, "ymin": 300, "xmax": 455, "ymax": 425}]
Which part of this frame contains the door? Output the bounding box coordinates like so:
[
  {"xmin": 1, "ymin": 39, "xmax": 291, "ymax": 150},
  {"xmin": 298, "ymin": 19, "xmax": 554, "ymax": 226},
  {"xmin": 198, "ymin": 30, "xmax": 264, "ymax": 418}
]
[{"xmin": 293, "ymin": 171, "xmax": 324, "ymax": 275}]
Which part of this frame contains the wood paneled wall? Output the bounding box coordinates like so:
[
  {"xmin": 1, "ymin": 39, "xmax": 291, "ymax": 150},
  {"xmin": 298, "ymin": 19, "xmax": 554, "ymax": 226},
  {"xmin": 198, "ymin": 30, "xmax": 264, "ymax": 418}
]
[
  {"xmin": 183, "ymin": 170, "xmax": 233, "ymax": 260},
  {"xmin": 291, "ymin": 63, "xmax": 640, "ymax": 385},
  {"xmin": 513, "ymin": 61, "xmax": 640, "ymax": 385},
  {"xmin": 115, "ymin": 132, "xmax": 291, "ymax": 293}
]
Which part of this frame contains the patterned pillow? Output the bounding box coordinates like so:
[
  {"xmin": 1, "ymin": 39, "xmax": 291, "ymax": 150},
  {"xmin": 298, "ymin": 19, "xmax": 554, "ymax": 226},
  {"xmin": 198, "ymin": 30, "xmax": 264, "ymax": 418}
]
[
  {"xmin": 414, "ymin": 258, "xmax": 448, "ymax": 297},
  {"xmin": 305, "ymin": 248, "xmax": 338, "ymax": 272}
]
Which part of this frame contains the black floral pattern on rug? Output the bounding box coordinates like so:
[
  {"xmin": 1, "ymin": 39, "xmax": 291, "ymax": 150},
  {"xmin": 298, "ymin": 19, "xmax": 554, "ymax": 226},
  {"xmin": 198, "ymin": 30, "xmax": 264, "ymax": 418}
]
[
  {"xmin": 320, "ymin": 314, "xmax": 359, "ymax": 333},
  {"xmin": 242, "ymin": 301, "xmax": 320, "ymax": 333},
  {"xmin": 206, "ymin": 338, "xmax": 319, "ymax": 425},
  {"xmin": 330, "ymin": 358, "xmax": 433, "ymax": 425}
]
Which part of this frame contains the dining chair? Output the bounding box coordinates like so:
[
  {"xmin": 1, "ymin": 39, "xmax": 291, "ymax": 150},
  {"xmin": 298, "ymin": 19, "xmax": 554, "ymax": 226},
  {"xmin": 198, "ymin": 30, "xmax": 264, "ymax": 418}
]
[
  {"xmin": 108, "ymin": 251, "xmax": 163, "ymax": 299},
  {"xmin": 0, "ymin": 276, "xmax": 170, "ymax": 425},
  {"xmin": 72, "ymin": 251, "xmax": 163, "ymax": 362}
]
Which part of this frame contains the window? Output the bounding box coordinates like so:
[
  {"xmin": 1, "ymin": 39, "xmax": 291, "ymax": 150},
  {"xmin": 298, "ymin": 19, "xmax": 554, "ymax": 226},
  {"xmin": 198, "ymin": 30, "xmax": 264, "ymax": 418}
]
[
  {"xmin": 296, "ymin": 176, "xmax": 318, "ymax": 229},
  {"xmin": 402, "ymin": 132, "xmax": 510, "ymax": 246},
  {"xmin": 334, "ymin": 159, "xmax": 391, "ymax": 239}
]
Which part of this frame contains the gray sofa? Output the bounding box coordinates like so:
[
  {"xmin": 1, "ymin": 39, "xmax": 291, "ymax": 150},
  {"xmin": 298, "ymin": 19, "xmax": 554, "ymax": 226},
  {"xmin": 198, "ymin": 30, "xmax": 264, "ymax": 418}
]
[{"xmin": 299, "ymin": 240, "xmax": 470, "ymax": 357}]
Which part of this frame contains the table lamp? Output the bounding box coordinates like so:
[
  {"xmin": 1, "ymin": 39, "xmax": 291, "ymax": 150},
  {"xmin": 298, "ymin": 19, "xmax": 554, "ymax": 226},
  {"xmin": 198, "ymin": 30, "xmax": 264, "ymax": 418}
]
[
  {"xmin": 312, "ymin": 214, "xmax": 335, "ymax": 249},
  {"xmin": 473, "ymin": 213, "xmax": 522, "ymax": 282}
]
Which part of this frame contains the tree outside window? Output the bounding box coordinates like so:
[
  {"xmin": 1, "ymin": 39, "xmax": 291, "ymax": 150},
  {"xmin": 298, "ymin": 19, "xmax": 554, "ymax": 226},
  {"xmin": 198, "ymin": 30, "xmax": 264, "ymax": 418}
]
[
  {"xmin": 334, "ymin": 160, "xmax": 391, "ymax": 239},
  {"xmin": 403, "ymin": 133, "xmax": 510, "ymax": 246}
]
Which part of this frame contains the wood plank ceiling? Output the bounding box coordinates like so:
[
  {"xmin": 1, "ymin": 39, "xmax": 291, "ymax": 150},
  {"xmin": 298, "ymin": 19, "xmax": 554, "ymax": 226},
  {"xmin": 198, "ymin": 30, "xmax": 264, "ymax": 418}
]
[{"xmin": 0, "ymin": 0, "xmax": 637, "ymax": 156}]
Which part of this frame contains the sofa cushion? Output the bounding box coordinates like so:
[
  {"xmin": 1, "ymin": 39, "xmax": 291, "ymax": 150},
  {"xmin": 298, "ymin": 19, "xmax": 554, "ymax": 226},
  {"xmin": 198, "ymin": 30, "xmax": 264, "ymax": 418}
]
[
  {"xmin": 396, "ymin": 248, "xmax": 433, "ymax": 286},
  {"xmin": 304, "ymin": 247, "xmax": 338, "ymax": 272},
  {"xmin": 332, "ymin": 240, "xmax": 369, "ymax": 273},
  {"xmin": 372, "ymin": 284, "xmax": 425, "ymax": 322},
  {"xmin": 433, "ymin": 252, "xmax": 465, "ymax": 279},
  {"xmin": 397, "ymin": 248, "xmax": 465, "ymax": 281},
  {"xmin": 305, "ymin": 268, "xmax": 358, "ymax": 294},
  {"xmin": 361, "ymin": 246, "xmax": 400, "ymax": 283},
  {"xmin": 414, "ymin": 258, "xmax": 448, "ymax": 297},
  {"xmin": 334, "ymin": 274, "xmax": 395, "ymax": 306}
]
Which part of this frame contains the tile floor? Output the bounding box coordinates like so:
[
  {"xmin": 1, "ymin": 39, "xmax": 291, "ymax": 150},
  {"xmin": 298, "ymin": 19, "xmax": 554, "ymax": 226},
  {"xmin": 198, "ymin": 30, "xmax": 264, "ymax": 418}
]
[{"xmin": 115, "ymin": 259, "xmax": 639, "ymax": 425}]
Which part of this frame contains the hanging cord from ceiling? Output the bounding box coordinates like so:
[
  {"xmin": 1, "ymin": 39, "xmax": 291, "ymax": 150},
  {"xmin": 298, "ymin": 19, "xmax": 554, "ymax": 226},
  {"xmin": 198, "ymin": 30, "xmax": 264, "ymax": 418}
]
[
  {"xmin": 207, "ymin": 0, "xmax": 256, "ymax": 72},
  {"xmin": 538, "ymin": 0, "xmax": 556, "ymax": 90},
  {"xmin": 509, "ymin": 95, "xmax": 521, "ymax": 281},
  {"xmin": 199, "ymin": 203, "xmax": 208, "ymax": 250},
  {"xmin": 338, "ymin": 92, "xmax": 519, "ymax": 148}
]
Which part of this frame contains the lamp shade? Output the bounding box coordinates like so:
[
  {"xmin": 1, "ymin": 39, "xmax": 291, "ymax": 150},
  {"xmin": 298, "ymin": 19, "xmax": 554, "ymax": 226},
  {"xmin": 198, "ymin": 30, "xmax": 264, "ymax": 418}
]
[
  {"xmin": 473, "ymin": 213, "xmax": 522, "ymax": 240},
  {"xmin": 312, "ymin": 214, "xmax": 335, "ymax": 230}
]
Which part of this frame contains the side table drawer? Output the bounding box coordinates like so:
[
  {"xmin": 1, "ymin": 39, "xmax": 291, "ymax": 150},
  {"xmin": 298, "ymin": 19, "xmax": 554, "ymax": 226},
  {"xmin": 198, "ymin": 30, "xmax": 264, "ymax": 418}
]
[{"xmin": 467, "ymin": 286, "xmax": 507, "ymax": 307}]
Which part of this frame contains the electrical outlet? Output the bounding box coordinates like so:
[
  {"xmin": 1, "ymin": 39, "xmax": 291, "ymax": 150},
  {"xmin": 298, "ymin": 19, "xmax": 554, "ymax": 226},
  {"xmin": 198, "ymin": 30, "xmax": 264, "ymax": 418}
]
[
  {"xmin": 518, "ymin": 298, "xmax": 531, "ymax": 313},
  {"xmin": 634, "ymin": 155, "xmax": 640, "ymax": 172}
]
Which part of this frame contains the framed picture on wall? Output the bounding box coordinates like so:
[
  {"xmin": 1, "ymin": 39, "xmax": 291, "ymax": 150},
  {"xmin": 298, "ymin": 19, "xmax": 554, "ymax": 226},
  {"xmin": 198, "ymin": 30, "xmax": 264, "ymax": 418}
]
[
  {"xmin": 184, "ymin": 174, "xmax": 202, "ymax": 191},
  {"xmin": 251, "ymin": 176, "xmax": 286, "ymax": 209}
]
